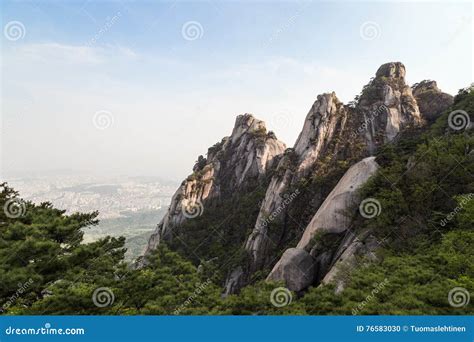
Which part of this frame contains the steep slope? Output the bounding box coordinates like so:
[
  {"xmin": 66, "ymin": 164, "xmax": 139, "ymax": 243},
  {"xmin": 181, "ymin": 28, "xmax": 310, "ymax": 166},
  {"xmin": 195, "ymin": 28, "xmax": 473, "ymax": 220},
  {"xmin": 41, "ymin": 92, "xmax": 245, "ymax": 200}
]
[
  {"xmin": 143, "ymin": 61, "xmax": 454, "ymax": 296},
  {"xmin": 224, "ymin": 62, "xmax": 423, "ymax": 294},
  {"xmin": 143, "ymin": 114, "xmax": 286, "ymax": 261},
  {"xmin": 412, "ymin": 80, "xmax": 454, "ymax": 123},
  {"xmin": 267, "ymin": 157, "xmax": 379, "ymax": 291}
]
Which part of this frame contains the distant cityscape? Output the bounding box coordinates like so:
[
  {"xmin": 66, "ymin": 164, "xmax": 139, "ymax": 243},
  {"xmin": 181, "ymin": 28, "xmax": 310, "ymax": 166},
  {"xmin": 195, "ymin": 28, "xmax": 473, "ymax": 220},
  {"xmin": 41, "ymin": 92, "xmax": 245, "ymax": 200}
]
[
  {"xmin": 4, "ymin": 173, "xmax": 178, "ymax": 260},
  {"xmin": 5, "ymin": 174, "xmax": 177, "ymax": 219}
]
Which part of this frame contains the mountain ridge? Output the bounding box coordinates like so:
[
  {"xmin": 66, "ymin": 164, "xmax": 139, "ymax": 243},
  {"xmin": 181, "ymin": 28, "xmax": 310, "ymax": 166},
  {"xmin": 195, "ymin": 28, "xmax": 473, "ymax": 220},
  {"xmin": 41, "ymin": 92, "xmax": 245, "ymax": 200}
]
[{"xmin": 142, "ymin": 62, "xmax": 455, "ymax": 295}]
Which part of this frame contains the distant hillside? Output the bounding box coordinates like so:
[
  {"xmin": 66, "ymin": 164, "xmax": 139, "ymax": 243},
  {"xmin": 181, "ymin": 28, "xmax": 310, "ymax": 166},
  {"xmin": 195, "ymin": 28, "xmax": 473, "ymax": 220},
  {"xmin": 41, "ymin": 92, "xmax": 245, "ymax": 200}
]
[{"xmin": 83, "ymin": 208, "xmax": 167, "ymax": 261}]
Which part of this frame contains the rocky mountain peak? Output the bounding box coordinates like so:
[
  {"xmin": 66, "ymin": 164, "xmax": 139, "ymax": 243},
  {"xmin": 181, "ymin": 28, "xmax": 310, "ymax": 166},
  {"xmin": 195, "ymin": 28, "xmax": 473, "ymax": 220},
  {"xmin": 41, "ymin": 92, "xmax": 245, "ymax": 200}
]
[
  {"xmin": 358, "ymin": 62, "xmax": 422, "ymax": 151},
  {"xmin": 293, "ymin": 92, "xmax": 346, "ymax": 176},
  {"xmin": 224, "ymin": 62, "xmax": 427, "ymax": 294},
  {"xmin": 375, "ymin": 61, "xmax": 406, "ymax": 80},
  {"xmin": 230, "ymin": 113, "xmax": 266, "ymax": 144},
  {"xmin": 143, "ymin": 113, "xmax": 286, "ymax": 258},
  {"xmin": 412, "ymin": 80, "xmax": 453, "ymax": 122},
  {"xmin": 412, "ymin": 80, "xmax": 440, "ymax": 95}
]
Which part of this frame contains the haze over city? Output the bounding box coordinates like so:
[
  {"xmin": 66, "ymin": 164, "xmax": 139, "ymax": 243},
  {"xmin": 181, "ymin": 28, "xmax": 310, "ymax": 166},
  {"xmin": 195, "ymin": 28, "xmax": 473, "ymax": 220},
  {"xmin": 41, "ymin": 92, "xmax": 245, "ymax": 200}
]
[{"xmin": 1, "ymin": 1, "xmax": 472, "ymax": 181}]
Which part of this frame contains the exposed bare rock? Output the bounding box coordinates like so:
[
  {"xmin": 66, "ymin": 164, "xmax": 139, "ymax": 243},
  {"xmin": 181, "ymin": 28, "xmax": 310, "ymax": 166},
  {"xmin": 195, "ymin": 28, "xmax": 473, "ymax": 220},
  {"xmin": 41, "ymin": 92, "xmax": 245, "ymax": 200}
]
[
  {"xmin": 375, "ymin": 61, "xmax": 406, "ymax": 79},
  {"xmin": 225, "ymin": 62, "xmax": 423, "ymax": 294},
  {"xmin": 358, "ymin": 62, "xmax": 422, "ymax": 152},
  {"xmin": 143, "ymin": 114, "xmax": 286, "ymax": 259},
  {"xmin": 297, "ymin": 157, "xmax": 379, "ymax": 249},
  {"xmin": 293, "ymin": 93, "xmax": 348, "ymax": 177},
  {"xmin": 145, "ymin": 62, "xmax": 444, "ymax": 296},
  {"xmin": 266, "ymin": 157, "xmax": 379, "ymax": 288},
  {"xmin": 224, "ymin": 266, "xmax": 244, "ymax": 295},
  {"xmin": 321, "ymin": 230, "xmax": 379, "ymax": 294},
  {"xmin": 242, "ymin": 93, "xmax": 348, "ymax": 274},
  {"xmin": 412, "ymin": 80, "xmax": 453, "ymax": 122},
  {"xmin": 266, "ymin": 248, "xmax": 315, "ymax": 292},
  {"xmin": 243, "ymin": 166, "xmax": 294, "ymax": 271}
]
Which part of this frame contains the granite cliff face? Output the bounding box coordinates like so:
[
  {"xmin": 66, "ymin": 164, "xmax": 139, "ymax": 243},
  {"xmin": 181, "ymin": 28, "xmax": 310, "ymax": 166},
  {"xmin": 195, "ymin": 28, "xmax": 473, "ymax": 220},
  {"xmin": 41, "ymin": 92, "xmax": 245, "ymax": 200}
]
[
  {"xmin": 412, "ymin": 80, "xmax": 454, "ymax": 123},
  {"xmin": 144, "ymin": 62, "xmax": 452, "ymax": 294},
  {"xmin": 144, "ymin": 114, "xmax": 286, "ymax": 257},
  {"xmin": 266, "ymin": 157, "xmax": 379, "ymax": 291},
  {"xmin": 224, "ymin": 62, "xmax": 424, "ymax": 293}
]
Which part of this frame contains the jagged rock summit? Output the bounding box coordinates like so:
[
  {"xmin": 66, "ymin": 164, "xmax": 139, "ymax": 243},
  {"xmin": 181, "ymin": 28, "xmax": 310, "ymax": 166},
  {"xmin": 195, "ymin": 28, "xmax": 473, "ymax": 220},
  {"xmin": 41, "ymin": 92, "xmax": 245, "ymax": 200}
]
[
  {"xmin": 224, "ymin": 61, "xmax": 426, "ymax": 294},
  {"xmin": 266, "ymin": 156, "xmax": 379, "ymax": 291},
  {"xmin": 143, "ymin": 114, "xmax": 286, "ymax": 257},
  {"xmin": 143, "ymin": 62, "xmax": 454, "ymax": 295},
  {"xmin": 412, "ymin": 80, "xmax": 454, "ymax": 122}
]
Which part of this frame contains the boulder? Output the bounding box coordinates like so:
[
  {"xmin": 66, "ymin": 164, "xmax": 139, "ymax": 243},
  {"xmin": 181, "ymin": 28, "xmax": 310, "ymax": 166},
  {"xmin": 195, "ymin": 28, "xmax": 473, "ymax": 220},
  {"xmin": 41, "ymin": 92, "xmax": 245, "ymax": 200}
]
[
  {"xmin": 266, "ymin": 248, "xmax": 315, "ymax": 291},
  {"xmin": 297, "ymin": 156, "xmax": 379, "ymax": 249}
]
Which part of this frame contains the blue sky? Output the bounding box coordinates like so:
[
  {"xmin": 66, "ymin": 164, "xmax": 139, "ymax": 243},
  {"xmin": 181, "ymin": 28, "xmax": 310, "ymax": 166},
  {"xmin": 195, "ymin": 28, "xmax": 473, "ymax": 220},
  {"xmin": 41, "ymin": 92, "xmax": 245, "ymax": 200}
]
[{"xmin": 1, "ymin": 0, "xmax": 472, "ymax": 180}]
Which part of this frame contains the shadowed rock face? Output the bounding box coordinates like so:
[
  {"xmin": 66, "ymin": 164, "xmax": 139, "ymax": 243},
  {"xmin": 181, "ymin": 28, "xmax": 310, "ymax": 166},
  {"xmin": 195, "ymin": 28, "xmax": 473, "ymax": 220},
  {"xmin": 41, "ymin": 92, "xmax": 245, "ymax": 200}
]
[
  {"xmin": 296, "ymin": 157, "xmax": 379, "ymax": 249},
  {"xmin": 357, "ymin": 62, "xmax": 422, "ymax": 152},
  {"xmin": 266, "ymin": 157, "xmax": 379, "ymax": 290},
  {"xmin": 242, "ymin": 93, "xmax": 349, "ymax": 277},
  {"xmin": 143, "ymin": 114, "xmax": 286, "ymax": 258},
  {"xmin": 144, "ymin": 62, "xmax": 452, "ymax": 294},
  {"xmin": 224, "ymin": 62, "xmax": 424, "ymax": 294},
  {"xmin": 266, "ymin": 248, "xmax": 315, "ymax": 292},
  {"xmin": 412, "ymin": 80, "xmax": 454, "ymax": 123}
]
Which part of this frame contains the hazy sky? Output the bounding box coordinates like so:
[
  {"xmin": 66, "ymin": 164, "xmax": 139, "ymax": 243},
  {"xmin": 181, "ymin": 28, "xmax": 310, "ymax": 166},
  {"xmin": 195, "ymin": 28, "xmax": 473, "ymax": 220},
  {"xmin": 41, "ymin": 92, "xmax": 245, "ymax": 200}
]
[{"xmin": 1, "ymin": 0, "xmax": 472, "ymax": 181}]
